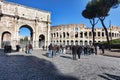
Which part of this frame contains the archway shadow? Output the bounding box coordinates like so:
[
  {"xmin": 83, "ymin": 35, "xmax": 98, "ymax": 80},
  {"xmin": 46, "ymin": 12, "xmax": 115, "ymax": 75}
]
[
  {"xmin": 98, "ymin": 73, "xmax": 120, "ymax": 80},
  {"xmin": 0, "ymin": 48, "xmax": 25, "ymax": 55},
  {"xmin": 0, "ymin": 47, "xmax": 25, "ymax": 56},
  {"xmin": 0, "ymin": 53, "xmax": 79, "ymax": 80}
]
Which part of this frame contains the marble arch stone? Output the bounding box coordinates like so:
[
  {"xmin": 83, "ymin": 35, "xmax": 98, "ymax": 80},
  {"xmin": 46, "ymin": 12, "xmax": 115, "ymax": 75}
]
[{"xmin": 0, "ymin": 1, "xmax": 51, "ymax": 49}]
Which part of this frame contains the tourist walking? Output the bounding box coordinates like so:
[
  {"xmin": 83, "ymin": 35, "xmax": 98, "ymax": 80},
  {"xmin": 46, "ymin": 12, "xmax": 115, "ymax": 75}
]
[
  {"xmin": 48, "ymin": 43, "xmax": 53, "ymax": 58},
  {"xmin": 28, "ymin": 43, "xmax": 33, "ymax": 54},
  {"xmin": 100, "ymin": 45, "xmax": 105, "ymax": 54},
  {"xmin": 77, "ymin": 46, "xmax": 82, "ymax": 59},
  {"xmin": 16, "ymin": 44, "xmax": 21, "ymax": 52},
  {"xmin": 62, "ymin": 45, "xmax": 66, "ymax": 54},
  {"xmin": 72, "ymin": 45, "xmax": 78, "ymax": 60},
  {"xmin": 84, "ymin": 46, "xmax": 87, "ymax": 55},
  {"xmin": 42, "ymin": 46, "xmax": 45, "ymax": 51},
  {"xmin": 52, "ymin": 45, "xmax": 57, "ymax": 57},
  {"xmin": 25, "ymin": 45, "xmax": 29, "ymax": 54}
]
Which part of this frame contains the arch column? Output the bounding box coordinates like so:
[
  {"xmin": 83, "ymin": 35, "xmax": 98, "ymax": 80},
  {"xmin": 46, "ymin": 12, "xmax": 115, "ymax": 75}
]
[
  {"xmin": 34, "ymin": 35, "xmax": 39, "ymax": 48},
  {"xmin": 16, "ymin": 20, "xmax": 22, "ymax": 45},
  {"xmin": 34, "ymin": 23, "xmax": 37, "ymax": 48},
  {"xmin": 47, "ymin": 22, "xmax": 50, "ymax": 47},
  {"xmin": 33, "ymin": 32, "xmax": 36, "ymax": 48},
  {"xmin": 35, "ymin": 39, "xmax": 39, "ymax": 48},
  {"xmin": 12, "ymin": 17, "xmax": 19, "ymax": 48}
]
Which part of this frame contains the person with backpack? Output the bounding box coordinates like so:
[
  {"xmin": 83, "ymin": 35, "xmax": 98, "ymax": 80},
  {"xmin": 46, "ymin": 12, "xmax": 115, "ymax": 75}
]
[{"xmin": 28, "ymin": 43, "xmax": 33, "ymax": 54}]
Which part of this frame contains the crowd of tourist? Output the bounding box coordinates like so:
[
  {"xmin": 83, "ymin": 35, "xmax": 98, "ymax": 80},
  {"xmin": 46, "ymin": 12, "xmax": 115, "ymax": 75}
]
[
  {"xmin": 3, "ymin": 42, "xmax": 104, "ymax": 60},
  {"xmin": 47, "ymin": 43, "xmax": 105, "ymax": 60},
  {"xmin": 3, "ymin": 42, "xmax": 33, "ymax": 54},
  {"xmin": 25, "ymin": 43, "xmax": 33, "ymax": 54}
]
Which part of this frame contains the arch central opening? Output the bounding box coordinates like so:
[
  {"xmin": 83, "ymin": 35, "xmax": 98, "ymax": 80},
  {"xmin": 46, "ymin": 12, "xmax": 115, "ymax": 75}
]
[{"xmin": 19, "ymin": 25, "xmax": 33, "ymax": 48}]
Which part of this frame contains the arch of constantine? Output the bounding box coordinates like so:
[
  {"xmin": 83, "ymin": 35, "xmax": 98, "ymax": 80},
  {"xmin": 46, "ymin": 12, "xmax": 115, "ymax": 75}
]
[{"xmin": 0, "ymin": 0, "xmax": 51, "ymax": 48}]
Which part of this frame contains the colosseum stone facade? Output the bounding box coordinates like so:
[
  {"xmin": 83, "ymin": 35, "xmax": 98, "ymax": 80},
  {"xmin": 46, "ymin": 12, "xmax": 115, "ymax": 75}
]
[{"xmin": 51, "ymin": 24, "xmax": 120, "ymax": 46}]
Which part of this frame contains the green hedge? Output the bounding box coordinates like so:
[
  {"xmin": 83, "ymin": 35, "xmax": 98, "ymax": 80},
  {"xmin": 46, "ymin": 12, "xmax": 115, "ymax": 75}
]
[
  {"xmin": 100, "ymin": 39, "xmax": 120, "ymax": 49},
  {"xmin": 101, "ymin": 39, "xmax": 120, "ymax": 44}
]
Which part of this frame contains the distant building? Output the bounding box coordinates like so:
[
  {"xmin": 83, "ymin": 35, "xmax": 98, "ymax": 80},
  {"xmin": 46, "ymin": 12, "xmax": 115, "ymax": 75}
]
[
  {"xmin": 51, "ymin": 24, "xmax": 120, "ymax": 46},
  {"xmin": 19, "ymin": 36, "xmax": 31, "ymax": 41}
]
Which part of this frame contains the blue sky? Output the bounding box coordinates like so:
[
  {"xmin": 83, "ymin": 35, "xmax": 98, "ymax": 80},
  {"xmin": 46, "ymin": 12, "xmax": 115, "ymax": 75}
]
[{"xmin": 5, "ymin": 0, "xmax": 120, "ymax": 36}]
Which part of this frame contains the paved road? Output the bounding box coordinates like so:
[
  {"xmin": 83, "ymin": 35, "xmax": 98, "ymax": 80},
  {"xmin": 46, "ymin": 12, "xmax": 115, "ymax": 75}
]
[{"xmin": 0, "ymin": 49, "xmax": 120, "ymax": 80}]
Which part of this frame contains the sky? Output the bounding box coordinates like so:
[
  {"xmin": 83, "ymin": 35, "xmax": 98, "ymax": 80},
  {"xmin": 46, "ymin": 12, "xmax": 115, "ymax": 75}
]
[{"xmin": 5, "ymin": 0, "xmax": 120, "ymax": 36}]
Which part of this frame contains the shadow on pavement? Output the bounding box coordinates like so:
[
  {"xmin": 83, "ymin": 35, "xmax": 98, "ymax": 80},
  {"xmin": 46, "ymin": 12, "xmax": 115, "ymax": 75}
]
[
  {"xmin": 98, "ymin": 73, "xmax": 120, "ymax": 80},
  {"xmin": 110, "ymin": 49, "xmax": 120, "ymax": 52},
  {"xmin": 103, "ymin": 54, "xmax": 120, "ymax": 58},
  {"xmin": 60, "ymin": 55, "xmax": 73, "ymax": 60},
  {"xmin": 42, "ymin": 53, "xmax": 49, "ymax": 57},
  {"xmin": 0, "ymin": 48, "xmax": 22, "ymax": 55},
  {"xmin": 0, "ymin": 54, "xmax": 79, "ymax": 80}
]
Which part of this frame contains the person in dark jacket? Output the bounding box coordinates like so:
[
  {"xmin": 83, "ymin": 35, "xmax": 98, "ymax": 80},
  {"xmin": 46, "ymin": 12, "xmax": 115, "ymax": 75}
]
[
  {"xmin": 42, "ymin": 46, "xmax": 45, "ymax": 51},
  {"xmin": 72, "ymin": 45, "xmax": 78, "ymax": 60},
  {"xmin": 100, "ymin": 45, "xmax": 104, "ymax": 54},
  {"xmin": 48, "ymin": 43, "xmax": 53, "ymax": 58},
  {"xmin": 16, "ymin": 44, "xmax": 21, "ymax": 52},
  {"xmin": 77, "ymin": 46, "xmax": 82, "ymax": 59}
]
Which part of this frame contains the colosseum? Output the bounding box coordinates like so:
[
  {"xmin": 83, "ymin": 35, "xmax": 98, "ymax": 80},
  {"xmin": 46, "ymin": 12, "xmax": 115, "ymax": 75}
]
[{"xmin": 51, "ymin": 24, "xmax": 120, "ymax": 46}]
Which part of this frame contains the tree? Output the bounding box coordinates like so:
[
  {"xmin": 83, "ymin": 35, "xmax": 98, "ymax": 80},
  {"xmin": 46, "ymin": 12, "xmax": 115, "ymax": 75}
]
[
  {"xmin": 24, "ymin": 36, "xmax": 29, "ymax": 45},
  {"xmin": 20, "ymin": 38, "xmax": 24, "ymax": 44},
  {"xmin": 24, "ymin": 36, "xmax": 29, "ymax": 42},
  {"xmin": 94, "ymin": 0, "xmax": 120, "ymax": 50},
  {"xmin": 82, "ymin": 0, "xmax": 120, "ymax": 50},
  {"xmin": 82, "ymin": 8, "xmax": 99, "ymax": 45}
]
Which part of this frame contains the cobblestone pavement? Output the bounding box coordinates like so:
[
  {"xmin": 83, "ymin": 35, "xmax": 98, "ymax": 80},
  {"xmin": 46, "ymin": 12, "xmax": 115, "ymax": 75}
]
[{"xmin": 0, "ymin": 49, "xmax": 120, "ymax": 80}]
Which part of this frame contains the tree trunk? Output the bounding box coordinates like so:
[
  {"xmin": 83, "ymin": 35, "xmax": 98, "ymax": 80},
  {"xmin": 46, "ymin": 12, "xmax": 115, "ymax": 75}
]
[
  {"xmin": 92, "ymin": 25, "xmax": 95, "ymax": 45},
  {"xmin": 90, "ymin": 19, "xmax": 96, "ymax": 46},
  {"xmin": 100, "ymin": 19, "xmax": 111, "ymax": 50}
]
